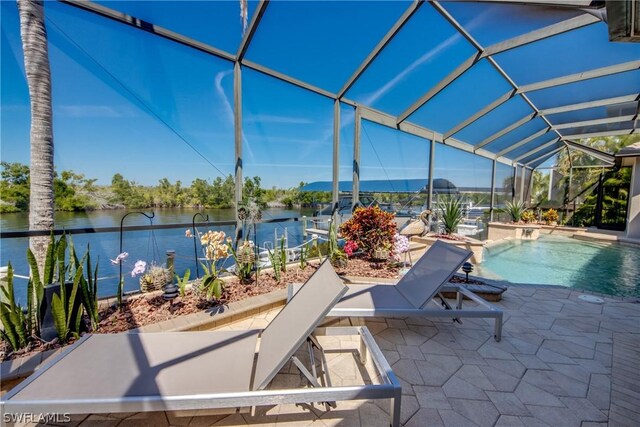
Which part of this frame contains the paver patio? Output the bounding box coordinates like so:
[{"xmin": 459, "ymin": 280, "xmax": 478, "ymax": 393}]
[{"xmin": 12, "ymin": 284, "xmax": 640, "ymax": 427}]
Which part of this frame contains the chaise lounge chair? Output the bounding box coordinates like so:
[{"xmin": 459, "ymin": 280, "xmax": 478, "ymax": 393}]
[
  {"xmin": 291, "ymin": 240, "xmax": 504, "ymax": 341},
  {"xmin": 0, "ymin": 262, "xmax": 402, "ymax": 426}
]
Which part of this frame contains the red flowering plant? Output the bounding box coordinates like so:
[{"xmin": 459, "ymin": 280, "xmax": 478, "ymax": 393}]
[
  {"xmin": 339, "ymin": 206, "xmax": 397, "ymax": 259},
  {"xmin": 344, "ymin": 240, "xmax": 358, "ymax": 257}
]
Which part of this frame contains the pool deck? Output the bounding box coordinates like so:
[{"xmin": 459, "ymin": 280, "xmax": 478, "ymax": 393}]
[{"xmin": 15, "ymin": 283, "xmax": 638, "ymax": 427}]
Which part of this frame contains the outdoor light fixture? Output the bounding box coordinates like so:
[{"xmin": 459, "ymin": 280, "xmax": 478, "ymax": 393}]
[
  {"xmin": 163, "ymin": 250, "xmax": 179, "ymax": 301},
  {"xmin": 462, "ymin": 262, "xmax": 474, "ymax": 283}
]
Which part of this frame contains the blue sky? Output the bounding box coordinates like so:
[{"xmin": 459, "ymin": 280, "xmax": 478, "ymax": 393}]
[{"xmin": 2, "ymin": 1, "xmax": 637, "ymax": 190}]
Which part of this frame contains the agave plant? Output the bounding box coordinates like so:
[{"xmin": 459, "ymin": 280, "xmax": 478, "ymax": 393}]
[
  {"xmin": 438, "ymin": 196, "xmax": 463, "ymax": 235},
  {"xmin": 501, "ymin": 200, "xmax": 527, "ymax": 223}
]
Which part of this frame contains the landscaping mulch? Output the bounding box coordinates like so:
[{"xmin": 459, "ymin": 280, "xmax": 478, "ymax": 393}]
[{"xmin": 430, "ymin": 233, "xmax": 470, "ymax": 241}]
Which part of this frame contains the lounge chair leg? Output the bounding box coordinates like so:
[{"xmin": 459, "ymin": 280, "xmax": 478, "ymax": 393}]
[
  {"xmin": 456, "ymin": 291, "xmax": 463, "ymax": 310},
  {"xmin": 291, "ymin": 352, "xmax": 336, "ymax": 410},
  {"xmin": 389, "ymin": 390, "xmax": 401, "ymax": 427},
  {"xmin": 494, "ymin": 313, "xmax": 503, "ymax": 342},
  {"xmin": 359, "ymin": 334, "xmax": 367, "ymax": 365},
  {"xmin": 438, "ymin": 293, "xmax": 462, "ymax": 324}
]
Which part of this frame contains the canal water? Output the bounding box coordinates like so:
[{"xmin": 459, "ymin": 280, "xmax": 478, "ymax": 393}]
[{"xmin": 1, "ymin": 207, "xmax": 314, "ymax": 304}]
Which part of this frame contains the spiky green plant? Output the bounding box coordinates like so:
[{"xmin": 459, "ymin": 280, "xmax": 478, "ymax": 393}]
[
  {"xmin": 50, "ymin": 263, "xmax": 83, "ymax": 342},
  {"xmin": 501, "ymin": 200, "xmax": 527, "ymax": 223},
  {"xmin": 41, "ymin": 235, "xmax": 94, "ymax": 342},
  {"xmin": 68, "ymin": 240, "xmax": 99, "ymax": 331},
  {"xmin": 26, "ymin": 232, "xmax": 58, "ymax": 335},
  {"xmin": 299, "ymin": 244, "xmax": 308, "ymax": 270},
  {"xmin": 267, "ymin": 247, "xmax": 282, "ymax": 282},
  {"xmin": 0, "ymin": 263, "xmax": 29, "ymax": 351},
  {"xmin": 278, "ymin": 237, "xmax": 287, "ymax": 273},
  {"xmin": 438, "ymin": 196, "xmax": 463, "ymax": 235},
  {"xmin": 327, "ymin": 221, "xmax": 347, "ymax": 268},
  {"xmin": 176, "ymin": 269, "xmax": 191, "ymax": 298}
]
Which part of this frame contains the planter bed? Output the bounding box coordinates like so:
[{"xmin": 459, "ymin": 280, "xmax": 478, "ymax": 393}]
[
  {"xmin": 413, "ymin": 234, "xmax": 486, "ymax": 263},
  {"xmin": 487, "ymin": 222, "xmax": 541, "ymax": 241}
]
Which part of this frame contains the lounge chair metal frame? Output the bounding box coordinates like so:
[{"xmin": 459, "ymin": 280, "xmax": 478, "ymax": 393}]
[
  {"xmin": 325, "ymin": 284, "xmax": 504, "ymax": 341},
  {"xmin": 292, "ymin": 240, "xmax": 504, "ymax": 341},
  {"xmin": 1, "ymin": 326, "xmax": 401, "ymax": 426},
  {"xmin": 1, "ymin": 262, "xmax": 402, "ymax": 427}
]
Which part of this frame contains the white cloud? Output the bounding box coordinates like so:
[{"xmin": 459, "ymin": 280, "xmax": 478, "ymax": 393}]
[
  {"xmin": 362, "ymin": 32, "xmax": 463, "ymax": 107},
  {"xmin": 56, "ymin": 105, "xmax": 136, "ymax": 118},
  {"xmin": 244, "ymin": 114, "xmax": 315, "ymax": 124}
]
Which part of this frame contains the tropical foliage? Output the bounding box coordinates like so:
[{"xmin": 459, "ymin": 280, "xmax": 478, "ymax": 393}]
[
  {"xmin": 340, "ymin": 206, "xmax": 397, "ymax": 257},
  {"xmin": 437, "ymin": 196, "xmax": 463, "ymax": 235},
  {"xmin": 501, "ymin": 200, "xmax": 527, "ymax": 223},
  {"xmin": 0, "ymin": 263, "xmax": 29, "ymax": 351},
  {"xmin": 542, "ymin": 208, "xmax": 558, "ymax": 225},
  {"xmin": 520, "ymin": 210, "xmax": 536, "ymax": 224},
  {"xmin": 0, "ymin": 234, "xmax": 100, "ymax": 350}
]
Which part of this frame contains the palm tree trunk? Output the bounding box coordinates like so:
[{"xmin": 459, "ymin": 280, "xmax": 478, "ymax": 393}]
[{"xmin": 17, "ymin": 0, "xmax": 54, "ymax": 273}]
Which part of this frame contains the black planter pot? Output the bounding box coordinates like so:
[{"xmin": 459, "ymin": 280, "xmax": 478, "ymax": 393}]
[{"xmin": 40, "ymin": 281, "xmax": 85, "ymax": 342}]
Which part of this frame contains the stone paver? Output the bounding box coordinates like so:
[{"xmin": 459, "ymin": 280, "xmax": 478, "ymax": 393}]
[{"xmin": 8, "ymin": 285, "xmax": 640, "ymax": 426}]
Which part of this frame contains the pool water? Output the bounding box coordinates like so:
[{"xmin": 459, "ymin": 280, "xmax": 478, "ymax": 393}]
[{"xmin": 476, "ymin": 235, "xmax": 640, "ymax": 297}]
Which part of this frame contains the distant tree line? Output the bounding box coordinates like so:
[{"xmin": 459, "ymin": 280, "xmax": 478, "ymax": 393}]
[{"xmin": 0, "ymin": 162, "xmax": 331, "ymax": 213}]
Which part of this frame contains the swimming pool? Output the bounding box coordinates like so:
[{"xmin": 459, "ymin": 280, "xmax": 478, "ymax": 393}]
[{"xmin": 476, "ymin": 235, "xmax": 640, "ymax": 297}]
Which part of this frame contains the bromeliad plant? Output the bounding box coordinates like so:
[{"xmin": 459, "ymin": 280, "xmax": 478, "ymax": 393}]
[{"xmin": 340, "ymin": 206, "xmax": 397, "ymax": 259}]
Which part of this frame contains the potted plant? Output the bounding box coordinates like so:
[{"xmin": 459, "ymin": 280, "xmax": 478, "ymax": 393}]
[{"xmin": 139, "ymin": 264, "xmax": 172, "ymax": 293}]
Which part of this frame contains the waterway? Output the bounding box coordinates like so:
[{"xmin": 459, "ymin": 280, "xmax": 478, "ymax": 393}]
[{"xmin": 1, "ymin": 207, "xmax": 314, "ymax": 304}]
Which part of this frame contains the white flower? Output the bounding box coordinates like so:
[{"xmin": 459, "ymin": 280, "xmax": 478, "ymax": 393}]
[
  {"xmin": 110, "ymin": 252, "xmax": 128, "ymax": 265},
  {"xmin": 131, "ymin": 260, "xmax": 147, "ymax": 277}
]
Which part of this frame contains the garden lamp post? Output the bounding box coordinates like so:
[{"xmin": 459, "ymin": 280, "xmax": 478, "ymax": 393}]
[
  {"xmin": 163, "ymin": 250, "xmax": 179, "ymax": 302},
  {"xmin": 462, "ymin": 262, "xmax": 474, "ymax": 283}
]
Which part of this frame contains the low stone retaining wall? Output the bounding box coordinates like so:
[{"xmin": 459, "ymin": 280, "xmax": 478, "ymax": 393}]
[{"xmin": 487, "ymin": 222, "xmax": 541, "ymax": 241}]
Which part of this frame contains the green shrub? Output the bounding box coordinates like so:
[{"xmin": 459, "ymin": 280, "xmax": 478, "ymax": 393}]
[
  {"xmin": 542, "ymin": 208, "xmax": 559, "ymax": 224},
  {"xmin": 521, "ymin": 210, "xmax": 536, "ymax": 224},
  {"xmin": 438, "ymin": 196, "xmax": 463, "ymax": 235},
  {"xmin": 501, "ymin": 200, "xmax": 527, "ymax": 222},
  {"xmin": 340, "ymin": 206, "xmax": 397, "ymax": 257}
]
